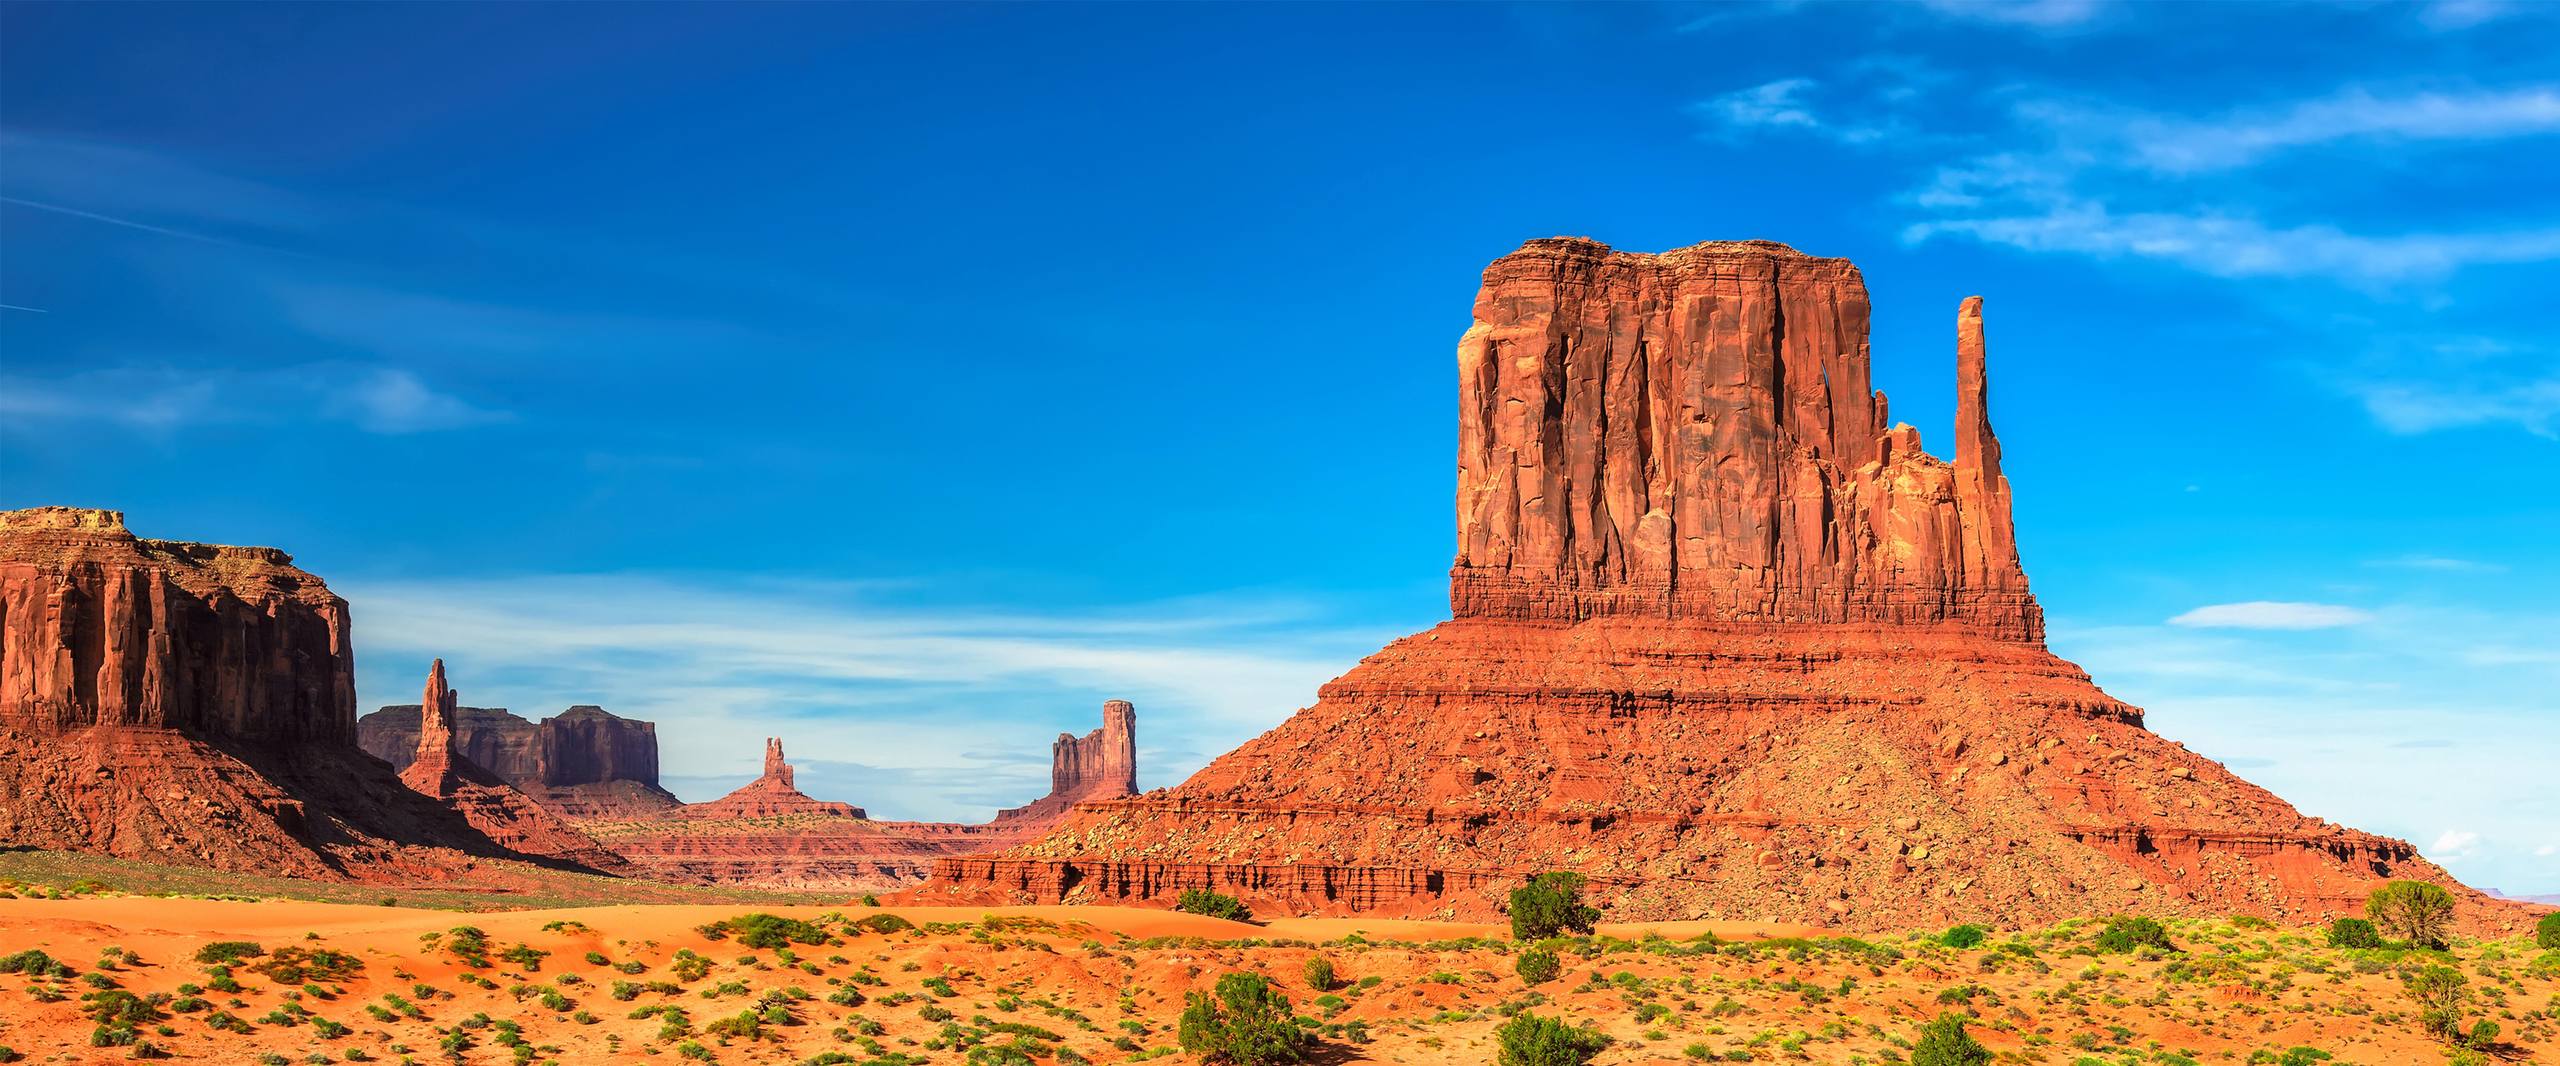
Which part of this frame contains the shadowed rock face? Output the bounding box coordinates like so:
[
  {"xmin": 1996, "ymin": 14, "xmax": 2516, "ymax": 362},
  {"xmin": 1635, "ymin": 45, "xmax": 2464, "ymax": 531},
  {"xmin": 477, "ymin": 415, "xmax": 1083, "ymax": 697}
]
[
  {"xmin": 0, "ymin": 507, "xmax": 614, "ymax": 880},
  {"xmin": 0, "ymin": 506, "xmax": 354, "ymax": 745},
  {"xmin": 358, "ymin": 701, "xmax": 679, "ymax": 818},
  {"xmin": 917, "ymin": 238, "xmax": 2521, "ymax": 933}
]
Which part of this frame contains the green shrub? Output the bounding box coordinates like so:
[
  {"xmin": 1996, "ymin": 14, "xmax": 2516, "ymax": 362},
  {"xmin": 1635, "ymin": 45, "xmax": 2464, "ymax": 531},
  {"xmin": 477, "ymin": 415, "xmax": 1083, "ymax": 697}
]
[
  {"xmin": 2366, "ymin": 881, "xmax": 2455, "ymax": 950},
  {"xmin": 1175, "ymin": 889, "xmax": 1253, "ymax": 923},
  {"xmin": 852, "ymin": 914, "xmax": 914, "ymax": 935},
  {"xmin": 247, "ymin": 948, "xmax": 363, "ymax": 984},
  {"xmin": 1910, "ymin": 1012, "xmax": 1992, "ymax": 1066},
  {"xmin": 2536, "ymin": 910, "xmax": 2559, "ymax": 950},
  {"xmin": 1508, "ymin": 873, "xmax": 1601, "ymax": 941},
  {"xmin": 1301, "ymin": 956, "xmax": 1334, "ymax": 991},
  {"xmin": 2093, "ymin": 916, "xmax": 2174, "ymax": 954},
  {"xmin": 1177, "ymin": 972, "xmax": 1307, "ymax": 1065},
  {"xmin": 2324, "ymin": 917, "xmax": 2384, "ymax": 949},
  {"xmin": 2401, "ymin": 963, "xmax": 2469, "ymax": 1041},
  {"xmin": 698, "ymin": 914, "xmax": 829, "ymax": 949},
  {"xmin": 0, "ymin": 949, "xmax": 71, "ymax": 977},
  {"xmin": 1514, "ymin": 948, "xmax": 1561, "ymax": 985},
  {"xmin": 1493, "ymin": 1010, "xmax": 1609, "ymax": 1066},
  {"xmin": 1939, "ymin": 924, "xmax": 1986, "ymax": 949},
  {"xmin": 193, "ymin": 942, "xmax": 265, "ymax": 965}
]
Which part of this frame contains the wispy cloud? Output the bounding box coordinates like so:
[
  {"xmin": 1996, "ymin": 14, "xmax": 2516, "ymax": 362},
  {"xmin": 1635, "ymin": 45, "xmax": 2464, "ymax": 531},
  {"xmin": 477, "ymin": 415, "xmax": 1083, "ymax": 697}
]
[
  {"xmin": 2365, "ymin": 554, "xmax": 2505, "ymax": 573},
  {"xmin": 342, "ymin": 574, "xmax": 1407, "ymax": 820},
  {"xmin": 1905, "ymin": 204, "xmax": 2560, "ymax": 282},
  {"xmin": 2352, "ymin": 375, "xmax": 2560, "ymax": 437},
  {"xmin": 2075, "ymin": 86, "xmax": 2560, "ymax": 174},
  {"xmin": 1916, "ymin": 0, "xmax": 2107, "ymax": 29},
  {"xmin": 0, "ymin": 364, "xmax": 507, "ymax": 435},
  {"xmin": 1697, "ymin": 78, "xmax": 1825, "ymax": 134},
  {"xmin": 2167, "ymin": 601, "xmax": 2374, "ymax": 630}
]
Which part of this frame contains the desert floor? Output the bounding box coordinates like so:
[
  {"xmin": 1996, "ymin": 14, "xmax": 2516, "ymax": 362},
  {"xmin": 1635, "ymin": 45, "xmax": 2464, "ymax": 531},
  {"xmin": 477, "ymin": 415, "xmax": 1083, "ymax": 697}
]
[{"xmin": 1, "ymin": 888, "xmax": 2553, "ymax": 1065}]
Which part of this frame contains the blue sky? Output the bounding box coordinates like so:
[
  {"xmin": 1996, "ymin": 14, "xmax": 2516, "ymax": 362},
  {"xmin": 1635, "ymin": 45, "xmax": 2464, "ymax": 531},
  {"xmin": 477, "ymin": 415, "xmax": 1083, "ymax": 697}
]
[{"xmin": 3, "ymin": 2, "xmax": 2554, "ymax": 893}]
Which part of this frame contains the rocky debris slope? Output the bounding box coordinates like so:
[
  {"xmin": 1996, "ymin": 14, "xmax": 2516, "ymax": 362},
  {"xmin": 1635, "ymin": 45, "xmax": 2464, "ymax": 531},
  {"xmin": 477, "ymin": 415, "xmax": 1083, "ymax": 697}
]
[
  {"xmin": 995, "ymin": 700, "xmax": 1138, "ymax": 823},
  {"xmin": 918, "ymin": 238, "xmax": 2517, "ymax": 932},
  {"xmin": 0, "ymin": 507, "xmax": 608, "ymax": 880},
  {"xmin": 393, "ymin": 660, "xmax": 632, "ymax": 872},
  {"xmin": 360, "ymin": 701, "xmax": 679, "ymax": 818}
]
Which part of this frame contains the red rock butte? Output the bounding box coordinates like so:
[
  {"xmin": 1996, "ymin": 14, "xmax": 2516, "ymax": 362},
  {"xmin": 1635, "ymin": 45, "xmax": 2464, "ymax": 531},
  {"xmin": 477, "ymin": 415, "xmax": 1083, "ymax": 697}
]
[
  {"xmin": 0, "ymin": 507, "xmax": 612, "ymax": 879},
  {"xmin": 920, "ymin": 237, "xmax": 2513, "ymax": 930}
]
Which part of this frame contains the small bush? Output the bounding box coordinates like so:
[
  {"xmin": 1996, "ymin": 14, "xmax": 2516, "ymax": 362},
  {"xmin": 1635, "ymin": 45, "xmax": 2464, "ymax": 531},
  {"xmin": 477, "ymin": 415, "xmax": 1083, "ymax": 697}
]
[
  {"xmin": 1177, "ymin": 972, "xmax": 1307, "ymax": 1065},
  {"xmin": 2402, "ymin": 964, "xmax": 2470, "ymax": 1041},
  {"xmin": 1175, "ymin": 889, "xmax": 1253, "ymax": 923},
  {"xmin": 1910, "ymin": 1012, "xmax": 1993, "ymax": 1066},
  {"xmin": 1508, "ymin": 873, "xmax": 1602, "ymax": 941},
  {"xmin": 1493, "ymin": 1010, "xmax": 1610, "ymax": 1066},
  {"xmin": 2366, "ymin": 880, "xmax": 2455, "ymax": 950},
  {"xmin": 1939, "ymin": 924, "xmax": 1987, "ymax": 949},
  {"xmin": 0, "ymin": 949, "xmax": 71, "ymax": 977},
  {"xmin": 2536, "ymin": 910, "xmax": 2560, "ymax": 950},
  {"xmin": 247, "ymin": 948, "xmax": 363, "ymax": 984},
  {"xmin": 2325, "ymin": 917, "xmax": 2385, "ymax": 949},
  {"xmin": 852, "ymin": 914, "xmax": 914, "ymax": 935},
  {"xmin": 1301, "ymin": 956, "xmax": 1334, "ymax": 991},
  {"xmin": 2093, "ymin": 916, "xmax": 2174, "ymax": 954},
  {"xmin": 194, "ymin": 942, "xmax": 265, "ymax": 965},
  {"xmin": 1514, "ymin": 949, "xmax": 1561, "ymax": 985},
  {"xmin": 698, "ymin": 914, "xmax": 829, "ymax": 949}
]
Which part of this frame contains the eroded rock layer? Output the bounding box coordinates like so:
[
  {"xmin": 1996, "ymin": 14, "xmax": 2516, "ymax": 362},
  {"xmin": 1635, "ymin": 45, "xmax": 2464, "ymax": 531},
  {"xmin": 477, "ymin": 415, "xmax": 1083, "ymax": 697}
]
[
  {"xmin": 0, "ymin": 508, "xmax": 605, "ymax": 879},
  {"xmin": 919, "ymin": 238, "xmax": 2511, "ymax": 931}
]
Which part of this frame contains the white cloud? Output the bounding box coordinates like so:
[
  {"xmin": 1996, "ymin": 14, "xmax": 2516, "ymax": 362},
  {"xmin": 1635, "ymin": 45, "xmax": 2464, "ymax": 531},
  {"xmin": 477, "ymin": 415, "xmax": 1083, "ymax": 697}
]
[
  {"xmin": 2428, "ymin": 829, "xmax": 2482, "ymax": 861},
  {"xmin": 1697, "ymin": 78, "xmax": 1825, "ymax": 134},
  {"xmin": 2537, "ymin": 844, "xmax": 2557, "ymax": 858},
  {"xmin": 0, "ymin": 363, "xmax": 507, "ymax": 436},
  {"xmin": 2166, "ymin": 601, "xmax": 2374, "ymax": 630}
]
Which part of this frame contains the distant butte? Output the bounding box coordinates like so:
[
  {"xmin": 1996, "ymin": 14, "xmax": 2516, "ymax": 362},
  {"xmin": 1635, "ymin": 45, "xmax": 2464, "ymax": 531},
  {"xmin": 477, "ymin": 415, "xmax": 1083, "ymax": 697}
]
[{"xmin": 919, "ymin": 237, "xmax": 2526, "ymax": 932}]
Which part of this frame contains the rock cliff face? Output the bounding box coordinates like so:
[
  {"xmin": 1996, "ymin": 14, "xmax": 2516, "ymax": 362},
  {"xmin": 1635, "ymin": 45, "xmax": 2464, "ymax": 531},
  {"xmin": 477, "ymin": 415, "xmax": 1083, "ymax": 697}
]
[
  {"xmin": 995, "ymin": 700, "xmax": 1138, "ymax": 823},
  {"xmin": 918, "ymin": 238, "xmax": 2514, "ymax": 931},
  {"xmin": 1, "ymin": 506, "xmax": 354, "ymax": 744},
  {"xmin": 358, "ymin": 701, "xmax": 679, "ymax": 818},
  {"xmin": 0, "ymin": 508, "xmax": 609, "ymax": 879},
  {"xmin": 1448, "ymin": 239, "xmax": 2037, "ymax": 640}
]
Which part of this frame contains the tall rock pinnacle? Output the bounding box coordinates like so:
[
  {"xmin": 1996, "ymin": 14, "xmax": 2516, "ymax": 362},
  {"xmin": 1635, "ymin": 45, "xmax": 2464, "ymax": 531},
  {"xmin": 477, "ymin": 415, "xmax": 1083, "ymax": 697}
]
[
  {"xmin": 763, "ymin": 737, "xmax": 792, "ymax": 788},
  {"xmin": 1954, "ymin": 295, "xmax": 2020, "ymax": 583},
  {"xmin": 400, "ymin": 658, "xmax": 463, "ymax": 795}
]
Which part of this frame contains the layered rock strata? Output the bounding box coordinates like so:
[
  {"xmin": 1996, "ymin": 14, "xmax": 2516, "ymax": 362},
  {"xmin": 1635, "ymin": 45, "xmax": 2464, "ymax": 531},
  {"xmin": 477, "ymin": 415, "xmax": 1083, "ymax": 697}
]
[
  {"xmin": 0, "ymin": 508, "xmax": 611, "ymax": 879},
  {"xmin": 918, "ymin": 238, "xmax": 2510, "ymax": 931},
  {"xmin": 995, "ymin": 700, "xmax": 1138, "ymax": 823}
]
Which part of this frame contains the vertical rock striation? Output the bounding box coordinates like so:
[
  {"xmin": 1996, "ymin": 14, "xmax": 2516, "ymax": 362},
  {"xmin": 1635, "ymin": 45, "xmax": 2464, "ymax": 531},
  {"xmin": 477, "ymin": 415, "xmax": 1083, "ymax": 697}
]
[
  {"xmin": 0, "ymin": 506, "xmax": 354, "ymax": 744},
  {"xmin": 995, "ymin": 700, "xmax": 1139, "ymax": 824},
  {"xmin": 917, "ymin": 238, "xmax": 2515, "ymax": 933},
  {"xmin": 1448, "ymin": 239, "xmax": 2038, "ymax": 639}
]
